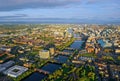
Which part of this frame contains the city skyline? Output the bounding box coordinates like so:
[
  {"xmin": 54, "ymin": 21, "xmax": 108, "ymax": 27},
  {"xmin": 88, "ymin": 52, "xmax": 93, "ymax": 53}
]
[{"xmin": 0, "ymin": 0, "xmax": 120, "ymax": 24}]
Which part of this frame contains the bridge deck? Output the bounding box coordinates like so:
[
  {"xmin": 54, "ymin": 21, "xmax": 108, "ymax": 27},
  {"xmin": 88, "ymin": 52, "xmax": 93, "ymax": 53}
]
[{"xmin": 35, "ymin": 69, "xmax": 50, "ymax": 74}]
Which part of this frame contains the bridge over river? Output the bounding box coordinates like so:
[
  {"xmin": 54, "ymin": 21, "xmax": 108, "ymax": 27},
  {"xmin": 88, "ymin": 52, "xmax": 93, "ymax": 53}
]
[{"xmin": 35, "ymin": 69, "xmax": 50, "ymax": 75}]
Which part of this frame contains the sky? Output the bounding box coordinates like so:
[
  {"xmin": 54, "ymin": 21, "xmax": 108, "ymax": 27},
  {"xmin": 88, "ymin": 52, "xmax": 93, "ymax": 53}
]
[{"xmin": 0, "ymin": 0, "xmax": 120, "ymax": 24}]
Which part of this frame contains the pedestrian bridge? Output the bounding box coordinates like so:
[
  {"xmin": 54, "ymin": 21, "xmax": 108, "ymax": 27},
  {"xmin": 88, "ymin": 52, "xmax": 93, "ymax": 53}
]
[
  {"xmin": 58, "ymin": 51, "xmax": 71, "ymax": 55},
  {"xmin": 65, "ymin": 47, "xmax": 75, "ymax": 50},
  {"xmin": 35, "ymin": 69, "xmax": 50, "ymax": 75}
]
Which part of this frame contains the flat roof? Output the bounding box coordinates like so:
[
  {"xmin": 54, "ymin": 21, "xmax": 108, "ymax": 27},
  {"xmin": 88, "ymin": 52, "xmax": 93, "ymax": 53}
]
[
  {"xmin": 0, "ymin": 61, "xmax": 15, "ymax": 72},
  {"xmin": 3, "ymin": 65, "xmax": 28, "ymax": 78}
]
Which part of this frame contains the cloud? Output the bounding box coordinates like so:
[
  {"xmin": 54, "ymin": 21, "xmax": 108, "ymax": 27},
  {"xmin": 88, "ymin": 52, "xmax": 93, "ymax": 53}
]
[
  {"xmin": 87, "ymin": 0, "xmax": 97, "ymax": 4},
  {"xmin": 0, "ymin": 14, "xmax": 28, "ymax": 20},
  {"xmin": 0, "ymin": 0, "xmax": 81, "ymax": 11},
  {"xmin": 86, "ymin": 0, "xmax": 120, "ymax": 4},
  {"xmin": 0, "ymin": 0, "xmax": 119, "ymax": 11}
]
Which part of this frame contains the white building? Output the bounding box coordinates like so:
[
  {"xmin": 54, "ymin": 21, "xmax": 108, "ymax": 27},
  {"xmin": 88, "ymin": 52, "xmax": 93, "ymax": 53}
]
[
  {"xmin": 0, "ymin": 61, "xmax": 15, "ymax": 72},
  {"xmin": 3, "ymin": 65, "xmax": 28, "ymax": 78}
]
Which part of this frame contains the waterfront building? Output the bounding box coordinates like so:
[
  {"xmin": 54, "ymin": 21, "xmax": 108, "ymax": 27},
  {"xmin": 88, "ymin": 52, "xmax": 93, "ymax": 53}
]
[
  {"xmin": 39, "ymin": 50, "xmax": 50, "ymax": 59},
  {"xmin": 3, "ymin": 65, "xmax": 28, "ymax": 78}
]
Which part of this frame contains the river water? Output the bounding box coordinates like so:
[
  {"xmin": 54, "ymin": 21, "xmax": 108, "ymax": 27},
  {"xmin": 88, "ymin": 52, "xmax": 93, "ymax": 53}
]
[
  {"xmin": 97, "ymin": 39, "xmax": 105, "ymax": 47},
  {"xmin": 70, "ymin": 40, "xmax": 84, "ymax": 49}
]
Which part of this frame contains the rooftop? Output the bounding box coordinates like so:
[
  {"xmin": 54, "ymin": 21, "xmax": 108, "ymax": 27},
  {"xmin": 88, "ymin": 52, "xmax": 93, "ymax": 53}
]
[{"xmin": 3, "ymin": 65, "xmax": 28, "ymax": 78}]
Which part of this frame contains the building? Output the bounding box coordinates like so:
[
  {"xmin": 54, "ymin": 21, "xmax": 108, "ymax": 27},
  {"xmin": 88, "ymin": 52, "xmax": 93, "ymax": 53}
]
[
  {"xmin": 0, "ymin": 47, "xmax": 11, "ymax": 52},
  {"xmin": 39, "ymin": 50, "xmax": 50, "ymax": 59},
  {"xmin": 0, "ymin": 61, "xmax": 15, "ymax": 72},
  {"xmin": 103, "ymin": 42, "xmax": 112, "ymax": 48},
  {"xmin": 115, "ymin": 48, "xmax": 120, "ymax": 54},
  {"xmin": 86, "ymin": 46, "xmax": 95, "ymax": 53},
  {"xmin": 110, "ymin": 65, "xmax": 120, "ymax": 80},
  {"xmin": 49, "ymin": 48, "xmax": 55, "ymax": 56},
  {"xmin": 96, "ymin": 63, "xmax": 109, "ymax": 78},
  {"xmin": 23, "ymin": 62, "xmax": 32, "ymax": 68},
  {"xmin": 3, "ymin": 65, "xmax": 28, "ymax": 78}
]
